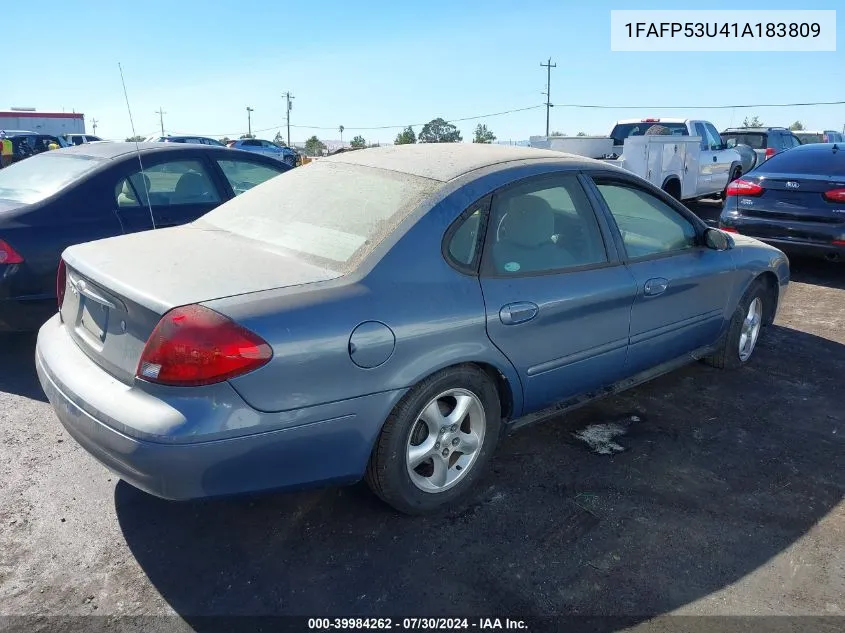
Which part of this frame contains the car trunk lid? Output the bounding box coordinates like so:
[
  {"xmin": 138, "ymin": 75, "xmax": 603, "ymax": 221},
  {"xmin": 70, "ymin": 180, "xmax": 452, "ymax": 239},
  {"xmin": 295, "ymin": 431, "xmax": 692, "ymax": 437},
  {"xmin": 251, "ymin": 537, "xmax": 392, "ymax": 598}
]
[
  {"xmin": 60, "ymin": 224, "xmax": 342, "ymax": 383},
  {"xmin": 742, "ymin": 173, "xmax": 845, "ymax": 224}
]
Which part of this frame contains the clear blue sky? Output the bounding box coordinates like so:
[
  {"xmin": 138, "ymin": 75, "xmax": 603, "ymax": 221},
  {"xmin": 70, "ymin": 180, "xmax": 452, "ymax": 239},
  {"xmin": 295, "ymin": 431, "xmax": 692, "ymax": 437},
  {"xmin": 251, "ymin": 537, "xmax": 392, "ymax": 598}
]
[{"xmin": 4, "ymin": 0, "xmax": 842, "ymax": 143}]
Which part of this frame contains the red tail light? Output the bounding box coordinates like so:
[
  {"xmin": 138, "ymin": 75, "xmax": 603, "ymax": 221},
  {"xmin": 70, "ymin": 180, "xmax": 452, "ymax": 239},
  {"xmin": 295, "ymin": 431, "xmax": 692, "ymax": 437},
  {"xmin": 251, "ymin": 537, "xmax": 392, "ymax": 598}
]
[
  {"xmin": 833, "ymin": 240, "xmax": 845, "ymax": 246},
  {"xmin": 726, "ymin": 179, "xmax": 764, "ymax": 197},
  {"xmin": 765, "ymin": 147, "xmax": 776, "ymax": 159},
  {"xmin": 642, "ymin": 118, "xmax": 659, "ymax": 122},
  {"xmin": 0, "ymin": 238, "xmax": 24, "ymax": 264},
  {"xmin": 57, "ymin": 260, "xmax": 67, "ymax": 309},
  {"xmin": 720, "ymin": 227, "xmax": 739, "ymax": 233},
  {"xmin": 136, "ymin": 304, "xmax": 272, "ymax": 387},
  {"xmin": 823, "ymin": 188, "xmax": 845, "ymax": 203}
]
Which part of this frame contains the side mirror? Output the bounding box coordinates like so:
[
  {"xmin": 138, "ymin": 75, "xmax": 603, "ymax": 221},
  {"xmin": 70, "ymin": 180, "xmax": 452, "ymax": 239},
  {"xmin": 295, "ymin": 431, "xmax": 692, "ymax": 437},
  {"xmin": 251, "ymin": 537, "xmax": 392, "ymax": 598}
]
[{"xmin": 704, "ymin": 227, "xmax": 731, "ymax": 251}]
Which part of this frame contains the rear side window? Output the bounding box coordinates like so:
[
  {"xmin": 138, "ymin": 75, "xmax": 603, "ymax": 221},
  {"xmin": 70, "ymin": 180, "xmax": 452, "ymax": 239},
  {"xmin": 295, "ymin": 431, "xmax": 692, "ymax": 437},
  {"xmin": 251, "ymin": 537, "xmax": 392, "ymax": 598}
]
[
  {"xmin": 0, "ymin": 153, "xmax": 102, "ymax": 204},
  {"xmin": 754, "ymin": 148, "xmax": 845, "ymax": 177},
  {"xmin": 610, "ymin": 122, "xmax": 688, "ymax": 145},
  {"xmin": 216, "ymin": 160, "xmax": 285, "ymax": 196}
]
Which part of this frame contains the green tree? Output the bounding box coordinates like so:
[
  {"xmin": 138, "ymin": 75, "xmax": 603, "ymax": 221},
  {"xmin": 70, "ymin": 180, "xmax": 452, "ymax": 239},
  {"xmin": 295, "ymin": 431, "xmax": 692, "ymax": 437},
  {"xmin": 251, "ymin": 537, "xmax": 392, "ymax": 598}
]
[
  {"xmin": 304, "ymin": 135, "xmax": 326, "ymax": 156},
  {"xmin": 742, "ymin": 116, "xmax": 764, "ymax": 128},
  {"xmin": 394, "ymin": 126, "xmax": 416, "ymax": 144},
  {"xmin": 240, "ymin": 133, "xmax": 255, "ymax": 139},
  {"xmin": 350, "ymin": 135, "xmax": 367, "ymax": 149},
  {"xmin": 221, "ymin": 137, "xmax": 231, "ymax": 144},
  {"xmin": 472, "ymin": 124, "xmax": 496, "ymax": 144},
  {"xmin": 789, "ymin": 121, "xmax": 805, "ymax": 131},
  {"xmin": 419, "ymin": 118, "xmax": 462, "ymax": 143},
  {"xmin": 576, "ymin": 132, "xmax": 587, "ymax": 136},
  {"xmin": 550, "ymin": 130, "xmax": 565, "ymax": 136},
  {"xmin": 125, "ymin": 135, "xmax": 145, "ymax": 142},
  {"xmin": 273, "ymin": 131, "xmax": 287, "ymax": 146}
]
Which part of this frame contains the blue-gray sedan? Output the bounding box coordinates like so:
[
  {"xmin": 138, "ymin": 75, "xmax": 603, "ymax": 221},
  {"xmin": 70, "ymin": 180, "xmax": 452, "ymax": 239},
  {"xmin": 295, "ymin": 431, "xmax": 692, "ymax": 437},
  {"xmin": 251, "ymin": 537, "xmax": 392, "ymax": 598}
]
[{"xmin": 35, "ymin": 144, "xmax": 790, "ymax": 514}]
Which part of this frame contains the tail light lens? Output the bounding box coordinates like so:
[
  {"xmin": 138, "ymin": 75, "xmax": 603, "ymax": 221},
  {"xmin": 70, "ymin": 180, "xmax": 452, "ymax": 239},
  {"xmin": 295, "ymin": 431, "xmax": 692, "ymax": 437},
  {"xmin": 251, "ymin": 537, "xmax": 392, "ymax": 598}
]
[
  {"xmin": 726, "ymin": 179, "xmax": 764, "ymax": 197},
  {"xmin": 0, "ymin": 238, "xmax": 24, "ymax": 264},
  {"xmin": 57, "ymin": 260, "xmax": 67, "ymax": 309},
  {"xmin": 765, "ymin": 147, "xmax": 776, "ymax": 159},
  {"xmin": 823, "ymin": 188, "xmax": 845, "ymax": 203},
  {"xmin": 720, "ymin": 226, "xmax": 739, "ymax": 233},
  {"xmin": 136, "ymin": 304, "xmax": 272, "ymax": 387}
]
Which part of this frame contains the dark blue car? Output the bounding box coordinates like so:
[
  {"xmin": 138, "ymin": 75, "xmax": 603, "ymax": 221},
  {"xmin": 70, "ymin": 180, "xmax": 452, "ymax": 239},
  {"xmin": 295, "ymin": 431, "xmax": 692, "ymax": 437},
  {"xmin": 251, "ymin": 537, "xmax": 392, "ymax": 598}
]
[{"xmin": 35, "ymin": 144, "xmax": 789, "ymax": 515}]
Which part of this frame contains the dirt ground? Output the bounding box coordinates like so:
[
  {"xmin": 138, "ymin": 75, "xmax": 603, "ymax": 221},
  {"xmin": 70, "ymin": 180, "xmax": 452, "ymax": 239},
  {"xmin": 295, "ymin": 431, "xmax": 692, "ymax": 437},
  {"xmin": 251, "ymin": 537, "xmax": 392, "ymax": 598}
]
[{"xmin": 1, "ymin": 201, "xmax": 843, "ymax": 632}]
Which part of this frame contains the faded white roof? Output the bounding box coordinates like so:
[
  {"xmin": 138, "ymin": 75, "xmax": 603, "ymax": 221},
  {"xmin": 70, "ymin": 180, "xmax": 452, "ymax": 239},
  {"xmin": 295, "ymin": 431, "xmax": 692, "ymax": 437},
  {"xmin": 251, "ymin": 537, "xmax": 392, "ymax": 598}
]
[{"xmin": 321, "ymin": 143, "xmax": 575, "ymax": 182}]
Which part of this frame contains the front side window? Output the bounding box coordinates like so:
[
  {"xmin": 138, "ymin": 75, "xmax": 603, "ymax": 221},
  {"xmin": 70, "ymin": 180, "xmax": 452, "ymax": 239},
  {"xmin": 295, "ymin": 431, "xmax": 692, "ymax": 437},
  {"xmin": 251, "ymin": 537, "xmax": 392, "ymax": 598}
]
[
  {"xmin": 593, "ymin": 179, "xmax": 698, "ymax": 259},
  {"xmin": 485, "ymin": 174, "xmax": 607, "ymax": 275},
  {"xmin": 115, "ymin": 160, "xmax": 221, "ymax": 208},
  {"xmin": 217, "ymin": 160, "xmax": 285, "ymax": 196}
]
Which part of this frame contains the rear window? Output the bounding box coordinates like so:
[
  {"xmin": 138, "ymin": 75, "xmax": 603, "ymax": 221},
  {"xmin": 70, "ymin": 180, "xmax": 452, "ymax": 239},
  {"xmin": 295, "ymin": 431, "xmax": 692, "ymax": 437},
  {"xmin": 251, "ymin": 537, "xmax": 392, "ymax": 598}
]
[
  {"xmin": 197, "ymin": 160, "xmax": 439, "ymax": 271},
  {"xmin": 795, "ymin": 132, "xmax": 824, "ymax": 145},
  {"xmin": 754, "ymin": 147, "xmax": 845, "ymax": 177},
  {"xmin": 723, "ymin": 132, "xmax": 767, "ymax": 150},
  {"xmin": 0, "ymin": 153, "xmax": 103, "ymax": 204},
  {"xmin": 610, "ymin": 122, "xmax": 689, "ymax": 145}
]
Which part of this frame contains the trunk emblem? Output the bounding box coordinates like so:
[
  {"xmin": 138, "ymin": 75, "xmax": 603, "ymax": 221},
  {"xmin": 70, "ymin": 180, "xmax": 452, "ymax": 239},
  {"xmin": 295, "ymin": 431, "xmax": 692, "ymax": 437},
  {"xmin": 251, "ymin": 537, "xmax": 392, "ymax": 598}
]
[{"xmin": 786, "ymin": 181, "xmax": 799, "ymax": 189}]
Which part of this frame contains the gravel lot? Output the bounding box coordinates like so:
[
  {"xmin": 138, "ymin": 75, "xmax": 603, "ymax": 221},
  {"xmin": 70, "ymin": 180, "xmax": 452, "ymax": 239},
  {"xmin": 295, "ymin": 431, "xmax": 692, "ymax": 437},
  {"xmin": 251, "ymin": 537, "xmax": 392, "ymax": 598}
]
[{"xmin": 1, "ymin": 201, "xmax": 843, "ymax": 631}]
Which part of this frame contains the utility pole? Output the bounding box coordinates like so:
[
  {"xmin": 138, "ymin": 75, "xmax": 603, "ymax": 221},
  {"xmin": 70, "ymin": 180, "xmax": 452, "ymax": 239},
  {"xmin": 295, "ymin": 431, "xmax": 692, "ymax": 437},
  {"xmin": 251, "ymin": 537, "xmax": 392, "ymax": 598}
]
[
  {"xmin": 339, "ymin": 125, "xmax": 344, "ymax": 145},
  {"xmin": 540, "ymin": 58, "xmax": 556, "ymax": 137},
  {"xmin": 91, "ymin": 118, "xmax": 98, "ymax": 135},
  {"xmin": 155, "ymin": 107, "xmax": 166, "ymax": 135},
  {"xmin": 283, "ymin": 92, "xmax": 294, "ymax": 146},
  {"xmin": 246, "ymin": 106, "xmax": 254, "ymax": 137}
]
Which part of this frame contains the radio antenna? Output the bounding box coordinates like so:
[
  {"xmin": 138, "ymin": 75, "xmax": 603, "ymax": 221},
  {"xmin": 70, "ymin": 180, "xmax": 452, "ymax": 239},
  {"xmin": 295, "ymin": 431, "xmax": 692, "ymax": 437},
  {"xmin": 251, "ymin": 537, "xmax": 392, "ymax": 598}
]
[{"xmin": 118, "ymin": 62, "xmax": 156, "ymax": 230}]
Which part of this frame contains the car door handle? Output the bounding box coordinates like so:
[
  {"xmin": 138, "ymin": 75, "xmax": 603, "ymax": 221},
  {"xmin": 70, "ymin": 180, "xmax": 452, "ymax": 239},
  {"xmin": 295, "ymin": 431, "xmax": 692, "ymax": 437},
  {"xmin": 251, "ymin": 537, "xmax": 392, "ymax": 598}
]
[
  {"xmin": 643, "ymin": 278, "xmax": 669, "ymax": 297},
  {"xmin": 499, "ymin": 302, "xmax": 539, "ymax": 325}
]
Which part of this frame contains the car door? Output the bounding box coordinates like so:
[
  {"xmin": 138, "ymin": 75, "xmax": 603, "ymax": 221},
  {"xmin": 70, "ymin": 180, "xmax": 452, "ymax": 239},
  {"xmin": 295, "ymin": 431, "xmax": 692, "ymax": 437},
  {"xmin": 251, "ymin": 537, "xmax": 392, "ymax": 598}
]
[
  {"xmin": 585, "ymin": 173, "xmax": 736, "ymax": 375},
  {"xmin": 477, "ymin": 172, "xmax": 637, "ymax": 413},
  {"xmin": 112, "ymin": 154, "xmax": 224, "ymax": 231},
  {"xmin": 704, "ymin": 122, "xmax": 732, "ymax": 191},
  {"xmin": 693, "ymin": 122, "xmax": 716, "ymax": 195}
]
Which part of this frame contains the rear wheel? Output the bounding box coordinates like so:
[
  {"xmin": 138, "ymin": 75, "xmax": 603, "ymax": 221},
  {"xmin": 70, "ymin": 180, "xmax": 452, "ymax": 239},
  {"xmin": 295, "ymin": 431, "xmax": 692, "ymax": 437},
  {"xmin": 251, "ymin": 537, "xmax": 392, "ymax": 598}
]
[
  {"xmin": 703, "ymin": 279, "xmax": 766, "ymax": 370},
  {"xmin": 365, "ymin": 366, "xmax": 501, "ymax": 515}
]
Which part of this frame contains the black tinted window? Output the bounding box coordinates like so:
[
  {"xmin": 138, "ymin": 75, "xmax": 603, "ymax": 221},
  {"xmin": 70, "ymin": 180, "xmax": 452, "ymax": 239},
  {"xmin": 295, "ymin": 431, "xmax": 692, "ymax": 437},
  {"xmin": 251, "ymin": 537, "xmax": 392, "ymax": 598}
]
[
  {"xmin": 754, "ymin": 148, "xmax": 845, "ymax": 177},
  {"xmin": 610, "ymin": 122, "xmax": 688, "ymax": 145}
]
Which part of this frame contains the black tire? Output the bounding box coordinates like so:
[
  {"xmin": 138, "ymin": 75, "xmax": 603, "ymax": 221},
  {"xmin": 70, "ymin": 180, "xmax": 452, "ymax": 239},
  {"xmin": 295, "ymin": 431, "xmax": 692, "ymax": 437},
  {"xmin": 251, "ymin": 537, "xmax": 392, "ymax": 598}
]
[
  {"xmin": 365, "ymin": 365, "xmax": 502, "ymax": 515},
  {"xmin": 703, "ymin": 279, "xmax": 767, "ymax": 370}
]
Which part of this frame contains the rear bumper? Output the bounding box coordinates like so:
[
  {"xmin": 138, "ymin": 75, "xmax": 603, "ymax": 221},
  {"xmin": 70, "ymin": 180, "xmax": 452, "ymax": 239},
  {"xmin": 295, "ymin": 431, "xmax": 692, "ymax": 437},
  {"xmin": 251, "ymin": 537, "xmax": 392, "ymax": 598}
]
[
  {"xmin": 720, "ymin": 216, "xmax": 845, "ymax": 261},
  {"xmin": 35, "ymin": 315, "xmax": 404, "ymax": 500}
]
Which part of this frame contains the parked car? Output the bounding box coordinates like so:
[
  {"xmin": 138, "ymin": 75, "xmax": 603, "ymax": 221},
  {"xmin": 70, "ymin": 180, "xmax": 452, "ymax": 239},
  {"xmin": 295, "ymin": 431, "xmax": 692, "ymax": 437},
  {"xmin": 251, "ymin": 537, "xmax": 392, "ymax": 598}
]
[
  {"xmin": 0, "ymin": 142, "xmax": 291, "ymax": 331},
  {"xmin": 145, "ymin": 135, "xmax": 226, "ymax": 147},
  {"xmin": 35, "ymin": 144, "xmax": 790, "ymax": 515},
  {"xmin": 4, "ymin": 132, "xmax": 69, "ymax": 164},
  {"xmin": 227, "ymin": 138, "xmax": 299, "ymax": 167},
  {"xmin": 720, "ymin": 142, "xmax": 845, "ymax": 262},
  {"xmin": 63, "ymin": 133, "xmax": 103, "ymax": 146},
  {"xmin": 794, "ymin": 130, "xmax": 844, "ymax": 145},
  {"xmin": 721, "ymin": 127, "xmax": 802, "ymax": 167}
]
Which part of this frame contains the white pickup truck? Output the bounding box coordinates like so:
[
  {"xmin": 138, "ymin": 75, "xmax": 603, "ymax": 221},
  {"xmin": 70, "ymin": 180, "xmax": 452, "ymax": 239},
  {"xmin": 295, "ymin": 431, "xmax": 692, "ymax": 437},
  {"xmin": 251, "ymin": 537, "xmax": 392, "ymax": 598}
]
[{"xmin": 529, "ymin": 118, "xmax": 744, "ymax": 202}]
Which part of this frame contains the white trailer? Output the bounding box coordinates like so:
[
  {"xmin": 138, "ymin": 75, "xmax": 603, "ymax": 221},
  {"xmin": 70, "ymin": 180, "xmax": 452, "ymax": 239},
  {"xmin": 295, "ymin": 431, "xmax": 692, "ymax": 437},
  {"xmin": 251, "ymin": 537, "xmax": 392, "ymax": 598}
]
[{"xmin": 0, "ymin": 110, "xmax": 85, "ymax": 137}]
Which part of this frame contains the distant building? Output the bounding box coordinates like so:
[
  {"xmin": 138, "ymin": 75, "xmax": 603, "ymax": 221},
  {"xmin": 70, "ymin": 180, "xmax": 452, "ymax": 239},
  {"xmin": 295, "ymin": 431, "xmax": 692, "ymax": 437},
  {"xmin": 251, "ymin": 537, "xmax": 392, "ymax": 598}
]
[{"xmin": 0, "ymin": 109, "xmax": 85, "ymax": 136}]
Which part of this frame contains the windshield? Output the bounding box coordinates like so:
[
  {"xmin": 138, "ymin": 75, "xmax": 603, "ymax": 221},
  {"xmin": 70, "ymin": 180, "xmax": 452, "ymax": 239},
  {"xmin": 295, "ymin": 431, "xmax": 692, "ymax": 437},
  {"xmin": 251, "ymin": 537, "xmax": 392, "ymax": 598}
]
[
  {"xmin": 754, "ymin": 147, "xmax": 845, "ymax": 177},
  {"xmin": 723, "ymin": 132, "xmax": 767, "ymax": 150},
  {"xmin": 0, "ymin": 153, "xmax": 103, "ymax": 204},
  {"xmin": 197, "ymin": 160, "xmax": 440, "ymax": 271},
  {"xmin": 610, "ymin": 122, "xmax": 689, "ymax": 145}
]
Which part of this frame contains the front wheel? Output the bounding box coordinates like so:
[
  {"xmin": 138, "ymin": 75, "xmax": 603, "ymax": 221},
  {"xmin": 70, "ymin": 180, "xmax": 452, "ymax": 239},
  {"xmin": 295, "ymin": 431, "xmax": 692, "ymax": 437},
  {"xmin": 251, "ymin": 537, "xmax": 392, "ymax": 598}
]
[
  {"xmin": 703, "ymin": 280, "xmax": 766, "ymax": 370},
  {"xmin": 365, "ymin": 366, "xmax": 501, "ymax": 515}
]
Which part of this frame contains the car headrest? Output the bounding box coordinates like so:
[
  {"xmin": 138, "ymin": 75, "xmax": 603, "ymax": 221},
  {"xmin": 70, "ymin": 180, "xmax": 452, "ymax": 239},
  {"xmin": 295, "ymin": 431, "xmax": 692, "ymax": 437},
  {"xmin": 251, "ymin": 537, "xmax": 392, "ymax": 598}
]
[
  {"xmin": 499, "ymin": 195, "xmax": 555, "ymax": 248},
  {"xmin": 174, "ymin": 171, "xmax": 207, "ymax": 198}
]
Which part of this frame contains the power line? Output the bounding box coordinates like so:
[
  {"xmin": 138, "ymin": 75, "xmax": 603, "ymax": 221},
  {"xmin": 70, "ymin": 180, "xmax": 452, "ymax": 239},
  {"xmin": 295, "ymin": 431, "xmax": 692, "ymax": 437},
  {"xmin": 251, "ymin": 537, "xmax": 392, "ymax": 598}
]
[{"xmin": 172, "ymin": 99, "xmax": 845, "ymax": 139}]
